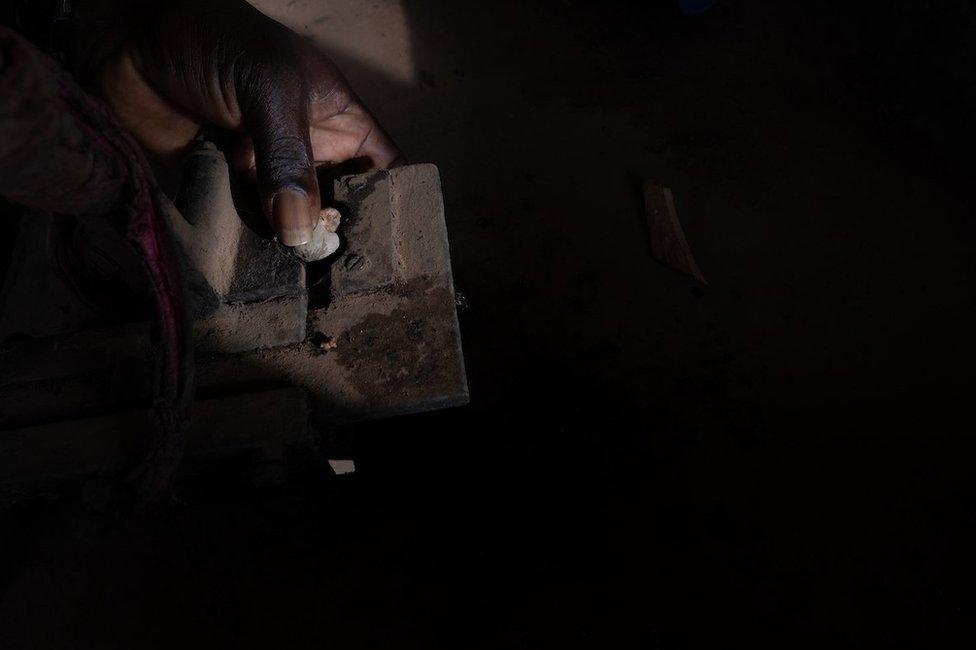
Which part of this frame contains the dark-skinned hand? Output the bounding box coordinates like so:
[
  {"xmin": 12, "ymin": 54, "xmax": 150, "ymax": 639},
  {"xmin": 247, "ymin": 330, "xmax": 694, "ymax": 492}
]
[{"xmin": 83, "ymin": 0, "xmax": 402, "ymax": 246}]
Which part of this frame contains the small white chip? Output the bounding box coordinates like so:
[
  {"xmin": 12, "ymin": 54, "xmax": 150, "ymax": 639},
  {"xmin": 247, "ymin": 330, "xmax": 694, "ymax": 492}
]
[{"xmin": 328, "ymin": 459, "xmax": 356, "ymax": 475}]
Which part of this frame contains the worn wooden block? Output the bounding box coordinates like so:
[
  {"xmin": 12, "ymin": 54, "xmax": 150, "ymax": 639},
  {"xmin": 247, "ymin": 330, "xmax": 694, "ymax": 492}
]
[
  {"xmin": 192, "ymin": 164, "xmax": 469, "ymax": 423},
  {"xmin": 0, "ymin": 142, "xmax": 308, "ymax": 354},
  {"xmin": 0, "ymin": 164, "xmax": 468, "ymax": 430},
  {"xmin": 169, "ymin": 143, "xmax": 243, "ymax": 304},
  {"xmin": 171, "ymin": 143, "xmax": 308, "ymax": 347},
  {"xmin": 330, "ymin": 170, "xmax": 397, "ymax": 298}
]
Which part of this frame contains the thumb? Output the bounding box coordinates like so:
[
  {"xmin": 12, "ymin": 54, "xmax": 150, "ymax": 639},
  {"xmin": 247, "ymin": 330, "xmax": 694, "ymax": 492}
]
[{"xmin": 238, "ymin": 67, "xmax": 319, "ymax": 246}]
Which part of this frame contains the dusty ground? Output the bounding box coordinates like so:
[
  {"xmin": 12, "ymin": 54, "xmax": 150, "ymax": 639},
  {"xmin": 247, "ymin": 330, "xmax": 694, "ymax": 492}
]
[{"xmin": 2, "ymin": 1, "xmax": 975, "ymax": 647}]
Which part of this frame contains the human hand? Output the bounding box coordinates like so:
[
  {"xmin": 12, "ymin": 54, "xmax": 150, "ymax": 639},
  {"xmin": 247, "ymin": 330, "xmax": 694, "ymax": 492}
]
[{"xmin": 88, "ymin": 0, "xmax": 402, "ymax": 246}]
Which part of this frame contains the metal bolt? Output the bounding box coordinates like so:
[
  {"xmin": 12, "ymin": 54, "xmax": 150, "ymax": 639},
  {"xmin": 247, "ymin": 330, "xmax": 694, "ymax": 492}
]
[
  {"xmin": 343, "ymin": 253, "xmax": 367, "ymax": 272},
  {"xmin": 346, "ymin": 177, "xmax": 368, "ymax": 197}
]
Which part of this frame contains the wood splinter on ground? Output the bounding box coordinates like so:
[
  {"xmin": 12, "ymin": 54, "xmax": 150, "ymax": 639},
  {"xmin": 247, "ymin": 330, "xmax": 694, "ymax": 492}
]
[
  {"xmin": 643, "ymin": 181, "xmax": 707, "ymax": 284},
  {"xmin": 328, "ymin": 460, "xmax": 356, "ymax": 475}
]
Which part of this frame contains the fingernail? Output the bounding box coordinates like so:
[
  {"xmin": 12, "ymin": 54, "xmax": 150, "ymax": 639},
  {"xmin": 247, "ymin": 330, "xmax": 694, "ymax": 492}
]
[{"xmin": 272, "ymin": 189, "xmax": 314, "ymax": 246}]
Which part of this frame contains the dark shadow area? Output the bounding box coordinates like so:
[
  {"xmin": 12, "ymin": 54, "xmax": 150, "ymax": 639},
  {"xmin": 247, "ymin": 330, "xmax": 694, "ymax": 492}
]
[{"xmin": 2, "ymin": 1, "xmax": 976, "ymax": 647}]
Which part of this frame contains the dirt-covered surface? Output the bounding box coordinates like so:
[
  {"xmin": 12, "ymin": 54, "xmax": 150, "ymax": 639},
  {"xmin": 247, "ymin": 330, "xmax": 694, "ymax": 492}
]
[
  {"xmin": 2, "ymin": 1, "xmax": 975, "ymax": 647},
  {"xmin": 335, "ymin": 280, "xmax": 463, "ymax": 408}
]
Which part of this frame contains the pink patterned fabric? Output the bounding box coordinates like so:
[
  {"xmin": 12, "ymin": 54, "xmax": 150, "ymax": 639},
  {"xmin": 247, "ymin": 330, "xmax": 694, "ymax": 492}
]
[{"xmin": 0, "ymin": 27, "xmax": 193, "ymax": 498}]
